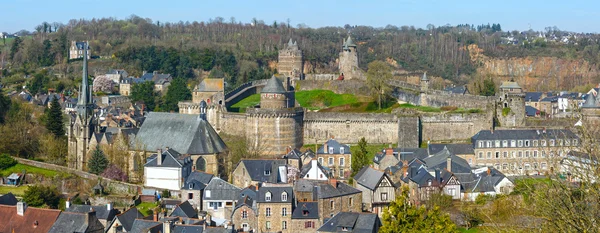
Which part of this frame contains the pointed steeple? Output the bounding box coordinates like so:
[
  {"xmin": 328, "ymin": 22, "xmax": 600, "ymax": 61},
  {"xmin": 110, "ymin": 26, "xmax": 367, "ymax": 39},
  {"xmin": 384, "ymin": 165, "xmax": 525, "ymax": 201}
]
[
  {"xmin": 287, "ymin": 38, "xmax": 294, "ymax": 47},
  {"xmin": 421, "ymin": 72, "xmax": 429, "ymax": 81},
  {"xmin": 78, "ymin": 42, "xmax": 90, "ymax": 106}
]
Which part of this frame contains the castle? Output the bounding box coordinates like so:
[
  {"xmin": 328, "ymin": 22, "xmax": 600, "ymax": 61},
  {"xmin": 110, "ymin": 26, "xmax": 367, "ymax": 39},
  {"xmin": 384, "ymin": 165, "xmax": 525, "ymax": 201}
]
[
  {"xmin": 338, "ymin": 36, "xmax": 365, "ymax": 80},
  {"xmin": 277, "ymin": 39, "xmax": 303, "ymax": 85}
]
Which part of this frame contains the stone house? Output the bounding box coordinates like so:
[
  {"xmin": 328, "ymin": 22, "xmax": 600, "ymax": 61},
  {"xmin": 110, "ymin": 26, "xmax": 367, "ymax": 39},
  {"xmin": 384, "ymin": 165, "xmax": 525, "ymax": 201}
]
[
  {"xmin": 104, "ymin": 69, "xmax": 129, "ymax": 84},
  {"xmin": 439, "ymin": 169, "xmax": 461, "ymax": 200},
  {"xmin": 143, "ymin": 148, "xmax": 193, "ymax": 191},
  {"xmin": 203, "ymin": 177, "xmax": 241, "ymax": 220},
  {"xmin": 402, "ymin": 166, "xmax": 439, "ymax": 205},
  {"xmin": 540, "ymin": 96, "xmax": 559, "ymax": 116},
  {"xmin": 460, "ymin": 167, "xmax": 514, "ymax": 201},
  {"xmin": 231, "ymin": 159, "xmax": 288, "ymax": 188},
  {"xmin": 65, "ymin": 203, "xmax": 120, "ymax": 229},
  {"xmin": 472, "ymin": 129, "xmax": 579, "ymax": 176},
  {"xmin": 316, "ymin": 212, "xmax": 381, "ymax": 233},
  {"xmin": 372, "ymin": 147, "xmax": 428, "ymax": 170},
  {"xmin": 525, "ymin": 92, "xmax": 544, "ymax": 110},
  {"xmin": 300, "ymin": 149, "xmax": 316, "ymax": 166},
  {"xmin": 353, "ymin": 166, "xmax": 396, "ymax": 216},
  {"xmin": 180, "ymin": 171, "xmax": 214, "ymax": 210},
  {"xmin": 170, "ymin": 201, "xmax": 198, "ymax": 219},
  {"xmin": 316, "ymin": 138, "xmax": 352, "ymax": 179},
  {"xmin": 256, "ymin": 186, "xmax": 294, "ymax": 233},
  {"xmin": 428, "ymin": 143, "xmax": 475, "ymax": 166},
  {"xmin": 283, "ymin": 148, "xmax": 303, "ymax": 170},
  {"xmin": 294, "ymin": 179, "xmax": 362, "ymax": 219},
  {"xmin": 0, "ymin": 202, "xmax": 62, "ymax": 233},
  {"xmin": 299, "ymin": 159, "xmax": 330, "ymax": 181},
  {"xmin": 291, "ymin": 201, "xmax": 320, "ymax": 233},
  {"xmin": 105, "ymin": 207, "xmax": 144, "ymax": 233},
  {"xmin": 49, "ymin": 210, "xmax": 105, "ymax": 233},
  {"xmin": 231, "ymin": 190, "xmax": 258, "ymax": 233},
  {"xmin": 70, "ymin": 41, "xmax": 91, "ymax": 59}
]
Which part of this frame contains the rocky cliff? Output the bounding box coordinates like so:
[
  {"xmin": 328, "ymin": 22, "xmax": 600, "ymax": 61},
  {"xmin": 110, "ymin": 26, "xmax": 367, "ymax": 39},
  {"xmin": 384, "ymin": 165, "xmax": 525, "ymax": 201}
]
[{"xmin": 469, "ymin": 44, "xmax": 600, "ymax": 91}]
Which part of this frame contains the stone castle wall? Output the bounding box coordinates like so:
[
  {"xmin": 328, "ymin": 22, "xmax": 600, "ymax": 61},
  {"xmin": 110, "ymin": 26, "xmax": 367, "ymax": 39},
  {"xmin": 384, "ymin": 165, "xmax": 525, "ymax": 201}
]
[
  {"xmin": 304, "ymin": 74, "xmax": 337, "ymax": 81},
  {"xmin": 392, "ymin": 87, "xmax": 494, "ymax": 109},
  {"xmin": 303, "ymin": 112, "xmax": 400, "ymax": 145},
  {"xmin": 420, "ymin": 112, "xmax": 493, "ymax": 143},
  {"xmin": 245, "ymin": 108, "xmax": 304, "ymax": 156}
]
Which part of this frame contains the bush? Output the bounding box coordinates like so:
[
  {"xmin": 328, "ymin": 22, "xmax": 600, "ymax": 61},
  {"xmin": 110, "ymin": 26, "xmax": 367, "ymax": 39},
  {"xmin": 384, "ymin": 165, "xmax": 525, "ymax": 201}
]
[
  {"xmin": 502, "ymin": 107, "xmax": 512, "ymax": 116},
  {"xmin": 475, "ymin": 194, "xmax": 495, "ymax": 205},
  {"xmin": 0, "ymin": 154, "xmax": 17, "ymax": 170},
  {"xmin": 101, "ymin": 164, "xmax": 129, "ymax": 182},
  {"xmin": 23, "ymin": 185, "xmax": 61, "ymax": 208}
]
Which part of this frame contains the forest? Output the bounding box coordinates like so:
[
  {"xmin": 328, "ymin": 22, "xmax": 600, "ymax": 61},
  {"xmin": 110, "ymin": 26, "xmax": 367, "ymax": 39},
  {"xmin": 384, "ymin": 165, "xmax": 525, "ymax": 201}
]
[{"xmin": 2, "ymin": 16, "xmax": 600, "ymax": 93}]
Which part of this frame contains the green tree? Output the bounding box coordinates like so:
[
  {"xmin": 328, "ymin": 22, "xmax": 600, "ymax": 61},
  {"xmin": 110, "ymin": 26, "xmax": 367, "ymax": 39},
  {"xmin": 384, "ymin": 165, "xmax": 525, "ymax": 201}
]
[
  {"xmin": 9, "ymin": 36, "xmax": 22, "ymax": 60},
  {"xmin": 351, "ymin": 137, "xmax": 370, "ymax": 177},
  {"xmin": 0, "ymin": 154, "xmax": 17, "ymax": 170},
  {"xmin": 130, "ymin": 81, "xmax": 157, "ymax": 110},
  {"xmin": 88, "ymin": 145, "xmax": 109, "ymax": 175},
  {"xmin": 45, "ymin": 97, "xmax": 65, "ymax": 137},
  {"xmin": 481, "ymin": 78, "xmax": 496, "ymax": 96},
  {"xmin": 366, "ymin": 60, "xmax": 392, "ymax": 109},
  {"xmin": 23, "ymin": 185, "xmax": 61, "ymax": 208},
  {"xmin": 0, "ymin": 89, "xmax": 10, "ymax": 124},
  {"xmin": 380, "ymin": 187, "xmax": 458, "ymax": 233},
  {"xmin": 161, "ymin": 78, "xmax": 191, "ymax": 112}
]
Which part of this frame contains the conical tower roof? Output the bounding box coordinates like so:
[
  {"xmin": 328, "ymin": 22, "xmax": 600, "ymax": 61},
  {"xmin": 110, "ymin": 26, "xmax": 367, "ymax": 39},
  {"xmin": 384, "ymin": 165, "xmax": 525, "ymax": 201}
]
[
  {"xmin": 421, "ymin": 72, "xmax": 429, "ymax": 81},
  {"xmin": 344, "ymin": 36, "xmax": 356, "ymax": 47},
  {"xmin": 582, "ymin": 93, "xmax": 598, "ymax": 108},
  {"xmin": 288, "ymin": 38, "xmax": 294, "ymax": 47},
  {"xmin": 262, "ymin": 75, "xmax": 286, "ymax": 94}
]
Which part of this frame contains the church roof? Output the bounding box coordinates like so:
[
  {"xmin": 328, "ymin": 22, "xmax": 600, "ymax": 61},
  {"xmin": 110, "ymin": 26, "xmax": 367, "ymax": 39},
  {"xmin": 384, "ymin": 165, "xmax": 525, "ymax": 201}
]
[
  {"xmin": 582, "ymin": 93, "xmax": 599, "ymax": 108},
  {"xmin": 261, "ymin": 75, "xmax": 286, "ymax": 94},
  {"xmin": 133, "ymin": 112, "xmax": 227, "ymax": 155}
]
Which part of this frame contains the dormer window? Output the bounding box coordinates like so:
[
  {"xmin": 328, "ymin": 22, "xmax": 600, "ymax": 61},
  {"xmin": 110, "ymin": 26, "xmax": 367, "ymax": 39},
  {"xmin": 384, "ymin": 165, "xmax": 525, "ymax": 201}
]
[
  {"xmin": 303, "ymin": 210, "xmax": 309, "ymax": 216},
  {"xmin": 189, "ymin": 183, "xmax": 193, "ymax": 189},
  {"xmin": 265, "ymin": 192, "xmax": 272, "ymax": 201},
  {"xmin": 427, "ymin": 179, "xmax": 432, "ymax": 186},
  {"xmin": 205, "ymin": 190, "xmax": 211, "ymax": 198},
  {"xmin": 265, "ymin": 169, "xmax": 271, "ymax": 175},
  {"xmin": 328, "ymin": 147, "xmax": 334, "ymax": 154},
  {"xmin": 340, "ymin": 147, "xmax": 344, "ymax": 154},
  {"xmin": 281, "ymin": 192, "xmax": 288, "ymax": 201}
]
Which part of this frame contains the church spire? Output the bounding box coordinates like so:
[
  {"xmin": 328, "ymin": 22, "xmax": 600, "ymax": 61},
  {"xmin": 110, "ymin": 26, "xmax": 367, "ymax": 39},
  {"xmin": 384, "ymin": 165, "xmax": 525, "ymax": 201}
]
[{"xmin": 78, "ymin": 42, "xmax": 90, "ymax": 106}]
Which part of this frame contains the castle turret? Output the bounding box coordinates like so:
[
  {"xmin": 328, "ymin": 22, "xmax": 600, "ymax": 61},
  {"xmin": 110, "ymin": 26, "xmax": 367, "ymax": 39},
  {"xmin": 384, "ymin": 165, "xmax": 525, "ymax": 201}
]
[
  {"xmin": 260, "ymin": 75, "xmax": 289, "ymax": 109},
  {"xmin": 278, "ymin": 38, "xmax": 303, "ymax": 84},
  {"xmin": 420, "ymin": 72, "xmax": 429, "ymax": 93},
  {"xmin": 339, "ymin": 36, "xmax": 363, "ymax": 80},
  {"xmin": 496, "ymin": 80, "xmax": 525, "ymax": 128}
]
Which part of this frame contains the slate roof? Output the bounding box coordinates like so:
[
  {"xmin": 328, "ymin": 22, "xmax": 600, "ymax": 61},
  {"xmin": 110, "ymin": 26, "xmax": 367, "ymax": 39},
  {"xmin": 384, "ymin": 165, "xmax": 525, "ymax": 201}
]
[
  {"xmin": 183, "ymin": 171, "xmax": 214, "ymax": 190},
  {"xmin": 134, "ymin": 112, "xmax": 227, "ymax": 155},
  {"xmin": 204, "ymin": 177, "xmax": 241, "ymax": 201},
  {"xmin": 317, "ymin": 139, "xmax": 351, "ymax": 154},
  {"xmin": 284, "ymin": 148, "xmax": 302, "ymax": 159},
  {"xmin": 541, "ymin": 96, "xmax": 558, "ymax": 102},
  {"xmin": 144, "ymin": 148, "xmax": 192, "ymax": 168},
  {"xmin": 526, "ymin": 106, "xmax": 539, "ymax": 116},
  {"xmin": 317, "ymin": 212, "xmax": 380, "ymax": 233},
  {"xmin": 407, "ymin": 167, "xmax": 437, "ymax": 187},
  {"xmin": 0, "ymin": 204, "xmax": 61, "ymax": 233},
  {"xmin": 525, "ymin": 92, "xmax": 544, "ymax": 102},
  {"xmin": 204, "ymin": 227, "xmax": 231, "ymax": 233},
  {"xmin": 294, "ymin": 179, "xmax": 361, "ymax": 199},
  {"xmin": 422, "ymin": 147, "xmax": 472, "ymax": 174},
  {"xmin": 582, "ymin": 93, "xmax": 600, "ymax": 108},
  {"xmin": 262, "ymin": 75, "xmax": 287, "ymax": 94},
  {"xmin": 421, "ymin": 72, "xmax": 429, "ymax": 81},
  {"xmin": 471, "ymin": 129, "xmax": 578, "ymax": 141},
  {"xmin": 196, "ymin": 78, "xmax": 224, "ymax": 92},
  {"xmin": 109, "ymin": 207, "xmax": 144, "ymax": 232},
  {"xmin": 302, "ymin": 149, "xmax": 316, "ymax": 160},
  {"xmin": 292, "ymin": 202, "xmax": 319, "ymax": 219},
  {"xmin": 48, "ymin": 211, "xmax": 104, "ymax": 233},
  {"xmin": 354, "ymin": 166, "xmax": 387, "ymax": 191},
  {"xmin": 257, "ymin": 186, "xmax": 294, "ymax": 203},
  {"xmin": 343, "ymin": 36, "xmax": 357, "ymax": 48},
  {"xmin": 0, "ymin": 193, "xmax": 18, "ymax": 205},
  {"xmin": 299, "ymin": 160, "xmax": 330, "ymax": 179},
  {"xmin": 65, "ymin": 204, "xmax": 119, "ymax": 221},
  {"xmin": 499, "ymin": 81, "xmax": 522, "ymax": 90},
  {"xmin": 140, "ymin": 72, "xmax": 172, "ymax": 84},
  {"xmin": 239, "ymin": 159, "xmax": 288, "ymax": 183},
  {"xmin": 428, "ymin": 144, "xmax": 474, "ymax": 155},
  {"xmin": 174, "ymin": 225, "xmax": 205, "ymax": 233},
  {"xmin": 444, "ymin": 85, "xmax": 468, "ymax": 94},
  {"xmin": 170, "ymin": 201, "xmax": 198, "ymax": 218},
  {"xmin": 130, "ymin": 219, "xmax": 162, "ymax": 233}
]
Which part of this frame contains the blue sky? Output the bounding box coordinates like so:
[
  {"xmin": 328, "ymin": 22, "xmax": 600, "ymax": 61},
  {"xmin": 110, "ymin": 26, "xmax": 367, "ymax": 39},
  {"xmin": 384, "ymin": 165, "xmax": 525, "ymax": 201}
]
[{"xmin": 1, "ymin": 0, "xmax": 598, "ymax": 33}]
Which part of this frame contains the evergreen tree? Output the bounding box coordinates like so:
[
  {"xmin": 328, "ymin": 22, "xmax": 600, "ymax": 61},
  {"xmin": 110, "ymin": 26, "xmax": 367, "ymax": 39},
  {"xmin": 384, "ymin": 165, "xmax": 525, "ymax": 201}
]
[
  {"xmin": 46, "ymin": 97, "xmax": 65, "ymax": 137},
  {"xmin": 88, "ymin": 145, "xmax": 109, "ymax": 174},
  {"xmin": 130, "ymin": 81, "xmax": 157, "ymax": 110},
  {"xmin": 161, "ymin": 77, "xmax": 191, "ymax": 112},
  {"xmin": 351, "ymin": 137, "xmax": 370, "ymax": 177},
  {"xmin": 481, "ymin": 78, "xmax": 496, "ymax": 96},
  {"xmin": 9, "ymin": 36, "xmax": 22, "ymax": 60},
  {"xmin": 380, "ymin": 187, "xmax": 458, "ymax": 233},
  {"xmin": 0, "ymin": 89, "xmax": 10, "ymax": 124}
]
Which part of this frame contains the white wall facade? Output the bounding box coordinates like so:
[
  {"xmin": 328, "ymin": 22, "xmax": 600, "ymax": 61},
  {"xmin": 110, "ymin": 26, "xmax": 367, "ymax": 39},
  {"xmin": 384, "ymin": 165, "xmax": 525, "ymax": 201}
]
[{"xmin": 144, "ymin": 167, "xmax": 182, "ymax": 190}]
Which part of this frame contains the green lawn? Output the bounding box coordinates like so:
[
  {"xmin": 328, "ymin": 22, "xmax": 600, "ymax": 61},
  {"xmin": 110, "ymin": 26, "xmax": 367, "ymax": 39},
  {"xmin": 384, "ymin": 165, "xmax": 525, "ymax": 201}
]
[
  {"xmin": 229, "ymin": 94, "xmax": 261, "ymax": 113},
  {"xmin": 0, "ymin": 163, "xmax": 62, "ymax": 177},
  {"xmin": 136, "ymin": 202, "xmax": 159, "ymax": 216},
  {"xmin": 0, "ymin": 185, "xmax": 29, "ymax": 196},
  {"xmin": 397, "ymin": 103, "xmax": 442, "ymax": 112},
  {"xmin": 295, "ymin": 90, "xmax": 364, "ymax": 110}
]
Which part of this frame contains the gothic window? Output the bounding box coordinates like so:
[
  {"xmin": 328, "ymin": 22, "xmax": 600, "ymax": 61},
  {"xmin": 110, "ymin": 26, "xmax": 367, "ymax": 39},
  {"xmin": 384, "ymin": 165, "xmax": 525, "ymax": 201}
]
[
  {"xmin": 196, "ymin": 157, "xmax": 206, "ymax": 172},
  {"xmin": 265, "ymin": 192, "xmax": 272, "ymax": 202},
  {"xmin": 281, "ymin": 192, "xmax": 288, "ymax": 202}
]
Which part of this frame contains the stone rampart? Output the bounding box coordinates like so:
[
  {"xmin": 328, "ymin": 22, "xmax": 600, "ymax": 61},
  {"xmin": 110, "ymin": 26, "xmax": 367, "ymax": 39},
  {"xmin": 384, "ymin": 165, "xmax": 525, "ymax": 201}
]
[
  {"xmin": 420, "ymin": 112, "xmax": 493, "ymax": 143},
  {"xmin": 296, "ymin": 80, "xmax": 371, "ymax": 95},
  {"xmin": 421, "ymin": 91, "xmax": 494, "ymax": 109},
  {"xmin": 305, "ymin": 74, "xmax": 337, "ymax": 81},
  {"xmin": 218, "ymin": 112, "xmax": 247, "ymax": 136},
  {"xmin": 303, "ymin": 112, "xmax": 400, "ymax": 144}
]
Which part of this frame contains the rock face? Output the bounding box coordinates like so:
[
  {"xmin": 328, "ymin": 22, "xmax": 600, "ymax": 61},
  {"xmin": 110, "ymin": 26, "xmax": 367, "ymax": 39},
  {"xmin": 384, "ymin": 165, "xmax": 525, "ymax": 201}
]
[{"xmin": 469, "ymin": 44, "xmax": 599, "ymax": 91}]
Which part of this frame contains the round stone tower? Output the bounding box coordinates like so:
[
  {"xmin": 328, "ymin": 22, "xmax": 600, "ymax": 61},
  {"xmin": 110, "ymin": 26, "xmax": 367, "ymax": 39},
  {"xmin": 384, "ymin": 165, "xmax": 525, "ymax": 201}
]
[
  {"xmin": 496, "ymin": 80, "xmax": 526, "ymax": 128},
  {"xmin": 246, "ymin": 75, "xmax": 304, "ymax": 156}
]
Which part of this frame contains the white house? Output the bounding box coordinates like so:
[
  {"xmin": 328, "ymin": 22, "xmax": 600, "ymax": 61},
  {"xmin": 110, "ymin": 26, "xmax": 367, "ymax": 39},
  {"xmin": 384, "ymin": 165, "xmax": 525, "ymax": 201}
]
[
  {"xmin": 461, "ymin": 167, "xmax": 514, "ymax": 201},
  {"xmin": 299, "ymin": 159, "xmax": 329, "ymax": 180},
  {"xmin": 144, "ymin": 148, "xmax": 193, "ymax": 190},
  {"xmin": 203, "ymin": 177, "xmax": 241, "ymax": 220},
  {"xmin": 560, "ymin": 151, "xmax": 598, "ymax": 183}
]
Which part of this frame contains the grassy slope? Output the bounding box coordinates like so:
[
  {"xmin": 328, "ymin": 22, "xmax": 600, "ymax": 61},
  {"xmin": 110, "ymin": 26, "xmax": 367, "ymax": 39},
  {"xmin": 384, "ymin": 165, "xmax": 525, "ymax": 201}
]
[
  {"xmin": 230, "ymin": 93, "xmax": 261, "ymax": 113},
  {"xmin": 0, "ymin": 185, "xmax": 28, "ymax": 196},
  {"xmin": 0, "ymin": 163, "xmax": 62, "ymax": 177},
  {"xmin": 230, "ymin": 90, "xmax": 367, "ymax": 112}
]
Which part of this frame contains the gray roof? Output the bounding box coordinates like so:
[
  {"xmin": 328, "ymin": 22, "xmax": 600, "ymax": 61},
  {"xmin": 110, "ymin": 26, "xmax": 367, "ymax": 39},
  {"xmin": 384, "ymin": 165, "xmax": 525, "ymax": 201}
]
[
  {"xmin": 170, "ymin": 201, "xmax": 198, "ymax": 218},
  {"xmin": 203, "ymin": 227, "xmax": 231, "ymax": 233},
  {"xmin": 499, "ymin": 81, "xmax": 522, "ymax": 90},
  {"xmin": 428, "ymin": 144, "xmax": 474, "ymax": 155},
  {"xmin": 111, "ymin": 207, "xmax": 144, "ymax": 232},
  {"xmin": 406, "ymin": 167, "xmax": 437, "ymax": 187},
  {"xmin": 204, "ymin": 177, "xmax": 241, "ymax": 201},
  {"xmin": 284, "ymin": 148, "xmax": 302, "ymax": 159},
  {"xmin": 422, "ymin": 147, "xmax": 472, "ymax": 174},
  {"xmin": 144, "ymin": 148, "xmax": 192, "ymax": 168},
  {"xmin": 140, "ymin": 72, "xmax": 172, "ymax": 84},
  {"xmin": 257, "ymin": 186, "xmax": 294, "ymax": 203},
  {"xmin": 525, "ymin": 92, "xmax": 544, "ymax": 102},
  {"xmin": 421, "ymin": 72, "xmax": 429, "ymax": 81},
  {"xmin": 353, "ymin": 166, "xmax": 386, "ymax": 191},
  {"xmin": 444, "ymin": 85, "xmax": 467, "ymax": 94},
  {"xmin": 48, "ymin": 212, "xmax": 103, "ymax": 233},
  {"xmin": 133, "ymin": 112, "xmax": 227, "ymax": 155},
  {"xmin": 0, "ymin": 193, "xmax": 17, "ymax": 205},
  {"xmin": 343, "ymin": 36, "xmax": 357, "ymax": 48},
  {"xmin": 130, "ymin": 219, "xmax": 162, "ymax": 233},
  {"xmin": 317, "ymin": 212, "xmax": 380, "ymax": 233},
  {"xmin": 472, "ymin": 129, "xmax": 578, "ymax": 141},
  {"xmin": 183, "ymin": 171, "xmax": 214, "ymax": 190},
  {"xmin": 299, "ymin": 160, "xmax": 330, "ymax": 179},
  {"xmin": 292, "ymin": 202, "xmax": 319, "ymax": 219},
  {"xmin": 317, "ymin": 139, "xmax": 351, "ymax": 154},
  {"xmin": 582, "ymin": 93, "xmax": 599, "ymax": 108},
  {"xmin": 261, "ymin": 75, "xmax": 286, "ymax": 94},
  {"xmin": 65, "ymin": 204, "xmax": 119, "ymax": 221},
  {"xmin": 239, "ymin": 159, "xmax": 288, "ymax": 183},
  {"xmin": 174, "ymin": 225, "xmax": 204, "ymax": 233},
  {"xmin": 526, "ymin": 106, "xmax": 539, "ymax": 116},
  {"xmin": 294, "ymin": 179, "xmax": 361, "ymax": 199}
]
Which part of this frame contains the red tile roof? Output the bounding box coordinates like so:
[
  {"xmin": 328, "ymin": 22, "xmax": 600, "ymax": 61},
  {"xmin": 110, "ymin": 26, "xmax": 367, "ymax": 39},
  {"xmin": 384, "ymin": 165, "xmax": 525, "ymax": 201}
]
[{"xmin": 0, "ymin": 204, "xmax": 61, "ymax": 233}]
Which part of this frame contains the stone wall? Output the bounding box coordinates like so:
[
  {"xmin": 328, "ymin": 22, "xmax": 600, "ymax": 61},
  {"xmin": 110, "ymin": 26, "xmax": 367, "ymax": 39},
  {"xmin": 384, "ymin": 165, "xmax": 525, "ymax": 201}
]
[
  {"xmin": 296, "ymin": 80, "xmax": 371, "ymax": 96},
  {"xmin": 245, "ymin": 108, "xmax": 304, "ymax": 156},
  {"xmin": 218, "ymin": 112, "xmax": 247, "ymax": 135},
  {"xmin": 421, "ymin": 91, "xmax": 494, "ymax": 109},
  {"xmin": 397, "ymin": 117, "xmax": 420, "ymax": 148},
  {"xmin": 303, "ymin": 112, "xmax": 400, "ymax": 144},
  {"xmin": 304, "ymin": 74, "xmax": 337, "ymax": 81},
  {"xmin": 420, "ymin": 112, "xmax": 493, "ymax": 143}
]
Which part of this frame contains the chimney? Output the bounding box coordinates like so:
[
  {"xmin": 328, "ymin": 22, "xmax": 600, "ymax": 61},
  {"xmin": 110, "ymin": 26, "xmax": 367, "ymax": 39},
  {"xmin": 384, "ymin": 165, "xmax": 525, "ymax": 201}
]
[
  {"xmin": 447, "ymin": 156, "xmax": 452, "ymax": 172},
  {"xmin": 157, "ymin": 148, "xmax": 163, "ymax": 165},
  {"xmin": 286, "ymin": 147, "xmax": 291, "ymax": 154},
  {"xmin": 86, "ymin": 208, "xmax": 96, "ymax": 226},
  {"xmin": 410, "ymin": 166, "xmax": 417, "ymax": 177},
  {"xmin": 487, "ymin": 167, "xmax": 491, "ymax": 176},
  {"xmin": 329, "ymin": 178, "xmax": 337, "ymax": 187},
  {"xmin": 17, "ymin": 202, "xmax": 27, "ymax": 216},
  {"xmin": 153, "ymin": 211, "xmax": 159, "ymax": 221},
  {"xmin": 163, "ymin": 220, "xmax": 172, "ymax": 233},
  {"xmin": 435, "ymin": 168, "xmax": 440, "ymax": 183},
  {"xmin": 312, "ymin": 186, "xmax": 319, "ymax": 201},
  {"xmin": 66, "ymin": 198, "xmax": 71, "ymax": 209},
  {"xmin": 385, "ymin": 148, "xmax": 393, "ymax": 156},
  {"xmin": 107, "ymin": 202, "xmax": 112, "ymax": 211},
  {"xmin": 323, "ymin": 143, "xmax": 328, "ymax": 153}
]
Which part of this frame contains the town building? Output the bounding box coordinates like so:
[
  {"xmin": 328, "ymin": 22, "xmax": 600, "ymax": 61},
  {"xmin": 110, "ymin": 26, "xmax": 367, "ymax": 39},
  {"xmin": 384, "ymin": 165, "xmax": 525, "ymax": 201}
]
[
  {"xmin": 180, "ymin": 171, "xmax": 214, "ymax": 210},
  {"xmin": 299, "ymin": 159, "xmax": 330, "ymax": 181},
  {"xmin": 231, "ymin": 188, "xmax": 259, "ymax": 233},
  {"xmin": 353, "ymin": 166, "xmax": 396, "ymax": 215},
  {"xmin": 496, "ymin": 81, "xmax": 526, "ymax": 128},
  {"xmin": 48, "ymin": 210, "xmax": 105, "ymax": 233},
  {"xmin": 65, "ymin": 203, "xmax": 119, "ymax": 228},
  {"xmin": 256, "ymin": 186, "xmax": 294, "ymax": 233},
  {"xmin": 231, "ymin": 159, "xmax": 289, "ymax": 188},
  {"xmin": 179, "ymin": 78, "xmax": 225, "ymax": 114},
  {"xmin": 291, "ymin": 201, "xmax": 320, "ymax": 233},
  {"xmin": 143, "ymin": 148, "xmax": 193, "ymax": 191},
  {"xmin": 316, "ymin": 212, "xmax": 381, "ymax": 233},
  {"xmin": 105, "ymin": 207, "xmax": 145, "ymax": 233},
  {"xmin": 0, "ymin": 202, "xmax": 61, "ymax": 233},
  {"xmin": 70, "ymin": 41, "xmax": 91, "ymax": 59},
  {"xmin": 294, "ymin": 179, "xmax": 362, "ymax": 219},
  {"xmin": 203, "ymin": 177, "xmax": 241, "ymax": 220},
  {"xmin": 316, "ymin": 138, "xmax": 352, "ymax": 179}
]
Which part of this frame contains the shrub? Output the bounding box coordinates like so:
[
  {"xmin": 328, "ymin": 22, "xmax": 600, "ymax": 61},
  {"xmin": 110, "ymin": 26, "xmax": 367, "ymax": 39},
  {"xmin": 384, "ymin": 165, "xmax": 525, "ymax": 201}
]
[
  {"xmin": 23, "ymin": 185, "xmax": 61, "ymax": 208},
  {"xmin": 502, "ymin": 107, "xmax": 512, "ymax": 116},
  {"xmin": 101, "ymin": 164, "xmax": 129, "ymax": 182},
  {"xmin": 0, "ymin": 154, "xmax": 17, "ymax": 170}
]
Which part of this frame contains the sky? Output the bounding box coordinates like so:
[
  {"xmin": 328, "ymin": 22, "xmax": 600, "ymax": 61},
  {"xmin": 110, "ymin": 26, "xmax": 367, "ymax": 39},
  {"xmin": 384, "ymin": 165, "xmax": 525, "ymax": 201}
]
[{"xmin": 1, "ymin": 0, "xmax": 599, "ymax": 33}]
